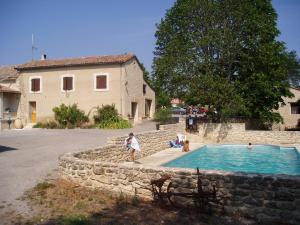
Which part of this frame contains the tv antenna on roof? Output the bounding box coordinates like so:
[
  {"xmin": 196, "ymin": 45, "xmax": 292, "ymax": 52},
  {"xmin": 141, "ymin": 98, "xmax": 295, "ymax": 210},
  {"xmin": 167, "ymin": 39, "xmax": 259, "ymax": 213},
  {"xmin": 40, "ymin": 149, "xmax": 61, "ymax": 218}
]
[{"xmin": 31, "ymin": 33, "xmax": 38, "ymax": 61}]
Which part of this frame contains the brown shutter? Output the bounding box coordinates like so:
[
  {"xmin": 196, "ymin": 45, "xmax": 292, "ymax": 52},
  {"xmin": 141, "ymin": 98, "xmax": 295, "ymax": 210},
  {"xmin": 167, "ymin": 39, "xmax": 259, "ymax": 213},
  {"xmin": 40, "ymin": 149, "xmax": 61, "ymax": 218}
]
[
  {"xmin": 96, "ymin": 76, "xmax": 107, "ymax": 89},
  {"xmin": 31, "ymin": 79, "xmax": 40, "ymax": 92},
  {"xmin": 63, "ymin": 77, "xmax": 67, "ymax": 90},
  {"xmin": 67, "ymin": 77, "xmax": 72, "ymax": 90},
  {"xmin": 35, "ymin": 79, "xmax": 40, "ymax": 91},
  {"xmin": 31, "ymin": 79, "xmax": 35, "ymax": 91},
  {"xmin": 63, "ymin": 77, "xmax": 73, "ymax": 91}
]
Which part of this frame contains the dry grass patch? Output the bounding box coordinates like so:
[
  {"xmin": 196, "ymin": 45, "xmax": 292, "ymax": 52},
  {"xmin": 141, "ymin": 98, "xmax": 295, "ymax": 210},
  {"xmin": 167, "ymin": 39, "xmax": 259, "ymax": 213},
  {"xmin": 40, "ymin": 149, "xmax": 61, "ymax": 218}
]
[{"xmin": 19, "ymin": 178, "xmax": 249, "ymax": 225}]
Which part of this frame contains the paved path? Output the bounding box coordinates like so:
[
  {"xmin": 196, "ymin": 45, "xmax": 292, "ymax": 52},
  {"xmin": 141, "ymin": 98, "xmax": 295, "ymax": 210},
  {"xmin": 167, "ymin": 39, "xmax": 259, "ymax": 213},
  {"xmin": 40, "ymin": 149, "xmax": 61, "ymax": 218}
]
[
  {"xmin": 137, "ymin": 143, "xmax": 203, "ymax": 166},
  {"xmin": 0, "ymin": 121, "xmax": 156, "ymax": 221}
]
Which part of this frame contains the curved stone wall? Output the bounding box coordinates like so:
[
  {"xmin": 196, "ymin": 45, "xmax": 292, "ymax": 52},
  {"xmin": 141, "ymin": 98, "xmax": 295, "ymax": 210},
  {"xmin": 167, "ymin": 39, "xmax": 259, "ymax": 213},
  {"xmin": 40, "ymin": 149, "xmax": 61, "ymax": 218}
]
[
  {"xmin": 58, "ymin": 125, "xmax": 300, "ymax": 224},
  {"xmin": 59, "ymin": 152, "xmax": 300, "ymax": 225}
]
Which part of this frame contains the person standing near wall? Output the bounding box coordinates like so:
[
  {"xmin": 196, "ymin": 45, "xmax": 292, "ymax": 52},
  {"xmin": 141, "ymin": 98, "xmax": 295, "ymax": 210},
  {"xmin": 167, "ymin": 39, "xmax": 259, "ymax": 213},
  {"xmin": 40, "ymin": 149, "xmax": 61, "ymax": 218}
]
[{"xmin": 124, "ymin": 132, "xmax": 141, "ymax": 161}]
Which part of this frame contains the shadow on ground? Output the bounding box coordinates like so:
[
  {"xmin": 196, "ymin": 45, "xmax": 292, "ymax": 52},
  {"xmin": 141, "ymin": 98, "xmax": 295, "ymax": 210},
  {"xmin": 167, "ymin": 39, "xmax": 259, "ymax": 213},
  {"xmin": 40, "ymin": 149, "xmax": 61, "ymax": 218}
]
[
  {"xmin": 0, "ymin": 145, "xmax": 18, "ymax": 153},
  {"xmin": 12, "ymin": 178, "xmax": 248, "ymax": 225},
  {"xmin": 30, "ymin": 204, "xmax": 242, "ymax": 225}
]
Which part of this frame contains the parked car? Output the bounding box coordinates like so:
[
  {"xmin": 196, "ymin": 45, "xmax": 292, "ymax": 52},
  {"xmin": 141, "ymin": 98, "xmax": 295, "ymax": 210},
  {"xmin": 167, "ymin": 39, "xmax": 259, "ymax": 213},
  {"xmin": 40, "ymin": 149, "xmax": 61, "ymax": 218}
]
[
  {"xmin": 171, "ymin": 107, "xmax": 186, "ymax": 115},
  {"xmin": 199, "ymin": 107, "xmax": 208, "ymax": 114}
]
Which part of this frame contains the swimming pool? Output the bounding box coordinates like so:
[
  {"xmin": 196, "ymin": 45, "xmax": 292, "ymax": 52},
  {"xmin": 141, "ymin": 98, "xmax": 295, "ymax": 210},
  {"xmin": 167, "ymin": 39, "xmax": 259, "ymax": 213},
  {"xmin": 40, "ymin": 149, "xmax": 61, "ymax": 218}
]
[{"xmin": 163, "ymin": 145, "xmax": 300, "ymax": 175}]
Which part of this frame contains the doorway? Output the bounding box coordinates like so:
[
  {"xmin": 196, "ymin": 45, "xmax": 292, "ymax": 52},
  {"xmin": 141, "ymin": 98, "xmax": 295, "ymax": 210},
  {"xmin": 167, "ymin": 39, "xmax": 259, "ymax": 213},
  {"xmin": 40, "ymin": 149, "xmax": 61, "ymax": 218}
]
[
  {"xmin": 145, "ymin": 99, "xmax": 152, "ymax": 118},
  {"xmin": 131, "ymin": 102, "xmax": 138, "ymax": 123},
  {"xmin": 29, "ymin": 101, "xmax": 36, "ymax": 123}
]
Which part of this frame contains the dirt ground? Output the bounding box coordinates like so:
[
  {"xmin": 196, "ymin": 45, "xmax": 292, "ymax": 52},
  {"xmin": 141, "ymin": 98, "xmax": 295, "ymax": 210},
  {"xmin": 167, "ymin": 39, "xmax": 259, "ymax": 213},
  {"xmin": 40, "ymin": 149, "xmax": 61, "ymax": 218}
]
[
  {"xmin": 0, "ymin": 121, "xmax": 157, "ymax": 219},
  {"xmin": 0, "ymin": 177, "xmax": 253, "ymax": 225}
]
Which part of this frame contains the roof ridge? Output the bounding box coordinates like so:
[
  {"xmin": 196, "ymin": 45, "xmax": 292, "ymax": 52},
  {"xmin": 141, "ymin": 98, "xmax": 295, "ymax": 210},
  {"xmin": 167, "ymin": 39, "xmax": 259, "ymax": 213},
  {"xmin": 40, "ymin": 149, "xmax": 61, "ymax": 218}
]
[
  {"xmin": 16, "ymin": 53, "xmax": 136, "ymax": 70},
  {"xmin": 30, "ymin": 53, "xmax": 135, "ymax": 62}
]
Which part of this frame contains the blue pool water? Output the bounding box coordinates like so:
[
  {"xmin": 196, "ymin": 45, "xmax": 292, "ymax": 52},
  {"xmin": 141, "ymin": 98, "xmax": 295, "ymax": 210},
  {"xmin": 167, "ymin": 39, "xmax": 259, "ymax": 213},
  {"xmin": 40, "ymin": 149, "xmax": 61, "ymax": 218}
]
[{"xmin": 163, "ymin": 145, "xmax": 300, "ymax": 175}]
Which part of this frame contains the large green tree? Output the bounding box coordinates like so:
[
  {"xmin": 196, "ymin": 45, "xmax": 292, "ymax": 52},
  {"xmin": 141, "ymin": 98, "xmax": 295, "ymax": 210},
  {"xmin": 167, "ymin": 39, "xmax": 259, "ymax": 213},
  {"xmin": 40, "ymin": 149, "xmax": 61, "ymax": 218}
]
[
  {"xmin": 286, "ymin": 51, "xmax": 300, "ymax": 88},
  {"xmin": 152, "ymin": 0, "xmax": 294, "ymax": 122}
]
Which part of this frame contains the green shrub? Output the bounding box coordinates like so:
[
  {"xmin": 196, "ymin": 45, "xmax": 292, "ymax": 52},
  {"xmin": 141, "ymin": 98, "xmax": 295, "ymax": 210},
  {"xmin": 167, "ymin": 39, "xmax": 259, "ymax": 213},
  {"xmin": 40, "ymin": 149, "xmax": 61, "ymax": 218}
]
[
  {"xmin": 94, "ymin": 104, "xmax": 132, "ymax": 129},
  {"xmin": 154, "ymin": 107, "xmax": 172, "ymax": 124},
  {"xmin": 35, "ymin": 181, "xmax": 54, "ymax": 191},
  {"xmin": 93, "ymin": 104, "xmax": 119, "ymax": 123},
  {"xmin": 95, "ymin": 119, "xmax": 131, "ymax": 129},
  {"xmin": 33, "ymin": 122, "xmax": 44, "ymax": 128},
  {"xmin": 53, "ymin": 104, "xmax": 89, "ymax": 128},
  {"xmin": 33, "ymin": 121, "xmax": 59, "ymax": 129},
  {"xmin": 131, "ymin": 195, "xmax": 140, "ymax": 206},
  {"xmin": 61, "ymin": 214, "xmax": 88, "ymax": 225}
]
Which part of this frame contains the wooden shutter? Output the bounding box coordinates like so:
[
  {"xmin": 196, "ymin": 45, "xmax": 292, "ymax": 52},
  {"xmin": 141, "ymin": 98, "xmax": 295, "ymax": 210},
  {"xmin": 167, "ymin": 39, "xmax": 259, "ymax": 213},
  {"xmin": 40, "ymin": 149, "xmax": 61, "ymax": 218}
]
[
  {"xmin": 31, "ymin": 78, "xmax": 40, "ymax": 92},
  {"xmin": 31, "ymin": 79, "xmax": 35, "ymax": 91},
  {"xmin": 63, "ymin": 77, "xmax": 73, "ymax": 91},
  {"xmin": 96, "ymin": 76, "xmax": 107, "ymax": 89},
  {"xmin": 67, "ymin": 77, "xmax": 73, "ymax": 90},
  {"xmin": 35, "ymin": 79, "xmax": 40, "ymax": 91}
]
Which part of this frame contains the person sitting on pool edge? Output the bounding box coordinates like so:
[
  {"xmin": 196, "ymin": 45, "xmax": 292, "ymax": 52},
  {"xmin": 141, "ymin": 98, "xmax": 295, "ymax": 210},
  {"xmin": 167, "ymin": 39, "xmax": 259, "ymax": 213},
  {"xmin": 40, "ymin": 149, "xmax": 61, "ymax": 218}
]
[
  {"xmin": 182, "ymin": 140, "xmax": 190, "ymax": 152},
  {"xmin": 169, "ymin": 135, "xmax": 184, "ymax": 148}
]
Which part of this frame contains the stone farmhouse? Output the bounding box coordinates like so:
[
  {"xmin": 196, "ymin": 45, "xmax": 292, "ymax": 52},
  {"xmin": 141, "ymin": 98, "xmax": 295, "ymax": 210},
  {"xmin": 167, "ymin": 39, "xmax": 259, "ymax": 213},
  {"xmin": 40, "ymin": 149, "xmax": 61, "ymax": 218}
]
[{"xmin": 0, "ymin": 54, "xmax": 155, "ymax": 129}]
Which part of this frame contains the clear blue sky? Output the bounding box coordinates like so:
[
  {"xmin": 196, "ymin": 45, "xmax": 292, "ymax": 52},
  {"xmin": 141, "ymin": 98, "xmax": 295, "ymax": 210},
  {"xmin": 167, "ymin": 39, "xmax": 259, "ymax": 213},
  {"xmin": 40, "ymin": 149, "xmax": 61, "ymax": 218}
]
[{"xmin": 0, "ymin": 0, "xmax": 299, "ymax": 73}]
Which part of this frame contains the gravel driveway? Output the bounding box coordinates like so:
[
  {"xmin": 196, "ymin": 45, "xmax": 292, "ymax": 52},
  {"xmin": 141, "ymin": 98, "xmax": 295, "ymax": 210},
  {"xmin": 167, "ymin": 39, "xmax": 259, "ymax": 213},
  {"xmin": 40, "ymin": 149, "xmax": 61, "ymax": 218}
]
[{"xmin": 0, "ymin": 121, "xmax": 156, "ymax": 221}]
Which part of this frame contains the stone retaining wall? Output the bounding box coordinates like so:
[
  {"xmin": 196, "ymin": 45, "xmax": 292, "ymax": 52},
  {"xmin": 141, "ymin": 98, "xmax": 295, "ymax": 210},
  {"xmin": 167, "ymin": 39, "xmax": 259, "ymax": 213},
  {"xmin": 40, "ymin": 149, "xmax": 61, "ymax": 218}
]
[
  {"xmin": 159, "ymin": 120, "xmax": 186, "ymax": 134},
  {"xmin": 58, "ymin": 123, "xmax": 300, "ymax": 224},
  {"xmin": 188, "ymin": 123, "xmax": 300, "ymax": 145},
  {"xmin": 59, "ymin": 153, "xmax": 300, "ymax": 225},
  {"xmin": 75, "ymin": 130, "xmax": 175, "ymax": 163}
]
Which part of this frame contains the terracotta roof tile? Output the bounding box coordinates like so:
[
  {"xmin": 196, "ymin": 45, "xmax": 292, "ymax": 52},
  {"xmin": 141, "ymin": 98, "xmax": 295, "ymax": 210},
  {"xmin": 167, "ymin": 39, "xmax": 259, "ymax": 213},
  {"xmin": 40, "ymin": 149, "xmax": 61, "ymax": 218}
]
[
  {"xmin": 16, "ymin": 53, "xmax": 136, "ymax": 70},
  {"xmin": 0, "ymin": 84, "xmax": 20, "ymax": 93}
]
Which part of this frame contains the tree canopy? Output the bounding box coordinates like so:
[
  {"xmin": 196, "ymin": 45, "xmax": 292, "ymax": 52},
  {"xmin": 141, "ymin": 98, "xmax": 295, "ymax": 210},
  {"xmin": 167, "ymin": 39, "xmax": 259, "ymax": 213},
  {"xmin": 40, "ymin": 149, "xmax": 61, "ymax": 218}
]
[
  {"xmin": 286, "ymin": 51, "xmax": 300, "ymax": 88},
  {"xmin": 152, "ymin": 0, "xmax": 296, "ymax": 123}
]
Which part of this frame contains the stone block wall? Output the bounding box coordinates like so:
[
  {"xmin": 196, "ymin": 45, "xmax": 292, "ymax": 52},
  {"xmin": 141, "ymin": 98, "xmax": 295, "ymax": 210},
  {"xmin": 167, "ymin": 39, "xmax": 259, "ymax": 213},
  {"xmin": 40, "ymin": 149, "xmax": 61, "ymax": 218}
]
[
  {"xmin": 159, "ymin": 119, "xmax": 186, "ymax": 134},
  {"xmin": 58, "ymin": 123, "xmax": 300, "ymax": 224},
  {"xmin": 75, "ymin": 130, "xmax": 176, "ymax": 163},
  {"xmin": 188, "ymin": 123, "xmax": 300, "ymax": 145},
  {"xmin": 59, "ymin": 153, "xmax": 300, "ymax": 225}
]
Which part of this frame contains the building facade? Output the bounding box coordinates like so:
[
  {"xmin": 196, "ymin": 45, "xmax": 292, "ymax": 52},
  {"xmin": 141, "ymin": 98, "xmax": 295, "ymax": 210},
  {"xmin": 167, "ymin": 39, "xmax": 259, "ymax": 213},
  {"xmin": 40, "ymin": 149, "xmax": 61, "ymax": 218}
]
[
  {"xmin": 1, "ymin": 54, "xmax": 155, "ymax": 127},
  {"xmin": 276, "ymin": 87, "xmax": 300, "ymax": 130}
]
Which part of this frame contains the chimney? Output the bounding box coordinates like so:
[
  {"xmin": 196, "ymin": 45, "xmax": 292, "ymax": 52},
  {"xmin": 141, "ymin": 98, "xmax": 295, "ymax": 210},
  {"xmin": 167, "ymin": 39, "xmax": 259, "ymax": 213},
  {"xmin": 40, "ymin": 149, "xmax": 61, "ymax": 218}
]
[{"xmin": 41, "ymin": 54, "xmax": 47, "ymax": 60}]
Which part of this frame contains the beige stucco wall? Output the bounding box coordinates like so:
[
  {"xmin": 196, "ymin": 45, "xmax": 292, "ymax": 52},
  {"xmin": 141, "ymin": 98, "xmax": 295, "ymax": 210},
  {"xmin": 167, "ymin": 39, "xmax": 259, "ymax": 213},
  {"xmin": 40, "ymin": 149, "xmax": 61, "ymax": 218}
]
[
  {"xmin": 18, "ymin": 61, "xmax": 155, "ymax": 125},
  {"xmin": 122, "ymin": 59, "xmax": 155, "ymax": 123},
  {"xmin": 276, "ymin": 88, "xmax": 300, "ymax": 129}
]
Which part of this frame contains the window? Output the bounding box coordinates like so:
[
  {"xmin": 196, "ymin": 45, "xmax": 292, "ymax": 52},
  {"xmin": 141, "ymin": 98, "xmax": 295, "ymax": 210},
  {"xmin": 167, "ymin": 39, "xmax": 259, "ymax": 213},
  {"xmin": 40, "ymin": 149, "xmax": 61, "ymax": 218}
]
[
  {"xmin": 29, "ymin": 76, "xmax": 42, "ymax": 93},
  {"xmin": 143, "ymin": 84, "xmax": 147, "ymax": 95},
  {"xmin": 94, "ymin": 73, "xmax": 109, "ymax": 91},
  {"xmin": 61, "ymin": 75, "xmax": 74, "ymax": 92},
  {"xmin": 291, "ymin": 103, "xmax": 300, "ymax": 114}
]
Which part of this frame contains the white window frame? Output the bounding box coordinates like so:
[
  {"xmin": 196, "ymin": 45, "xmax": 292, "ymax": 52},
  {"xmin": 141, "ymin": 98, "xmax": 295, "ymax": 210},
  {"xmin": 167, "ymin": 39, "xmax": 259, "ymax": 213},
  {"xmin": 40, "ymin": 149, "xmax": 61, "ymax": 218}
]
[
  {"xmin": 29, "ymin": 76, "xmax": 42, "ymax": 94},
  {"xmin": 93, "ymin": 73, "xmax": 109, "ymax": 91},
  {"xmin": 61, "ymin": 74, "xmax": 75, "ymax": 92}
]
